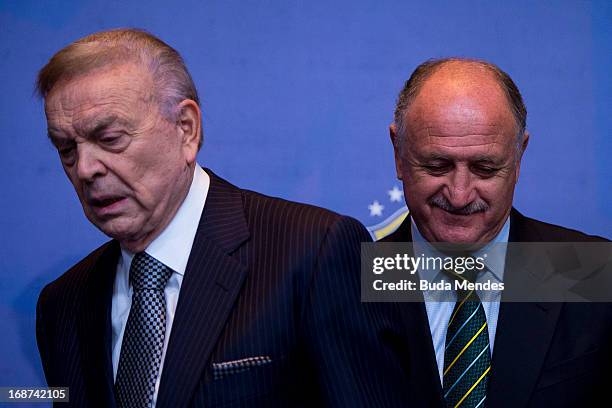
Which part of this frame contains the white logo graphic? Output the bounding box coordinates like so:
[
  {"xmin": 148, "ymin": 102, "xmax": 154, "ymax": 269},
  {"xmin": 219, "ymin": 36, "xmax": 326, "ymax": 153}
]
[{"xmin": 366, "ymin": 185, "xmax": 409, "ymax": 241}]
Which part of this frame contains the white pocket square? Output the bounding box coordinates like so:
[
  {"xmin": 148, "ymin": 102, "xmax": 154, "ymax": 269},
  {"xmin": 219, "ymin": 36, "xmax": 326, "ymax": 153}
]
[{"xmin": 212, "ymin": 355, "xmax": 273, "ymax": 380}]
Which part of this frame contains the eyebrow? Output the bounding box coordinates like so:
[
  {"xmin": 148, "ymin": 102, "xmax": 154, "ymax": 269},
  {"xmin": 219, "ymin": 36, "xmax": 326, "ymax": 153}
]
[
  {"xmin": 83, "ymin": 115, "xmax": 123, "ymax": 136},
  {"xmin": 47, "ymin": 128, "xmax": 67, "ymax": 146},
  {"xmin": 47, "ymin": 115, "xmax": 128, "ymax": 141},
  {"xmin": 420, "ymin": 153, "xmax": 451, "ymax": 162},
  {"xmin": 471, "ymin": 156, "xmax": 502, "ymax": 165},
  {"xmin": 419, "ymin": 153, "xmax": 502, "ymax": 165},
  {"xmin": 47, "ymin": 128, "xmax": 60, "ymax": 140}
]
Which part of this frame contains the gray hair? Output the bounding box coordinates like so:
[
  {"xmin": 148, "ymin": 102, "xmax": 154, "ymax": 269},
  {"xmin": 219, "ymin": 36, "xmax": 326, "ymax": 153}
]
[
  {"xmin": 393, "ymin": 58, "xmax": 527, "ymax": 156},
  {"xmin": 36, "ymin": 28, "xmax": 202, "ymax": 149}
]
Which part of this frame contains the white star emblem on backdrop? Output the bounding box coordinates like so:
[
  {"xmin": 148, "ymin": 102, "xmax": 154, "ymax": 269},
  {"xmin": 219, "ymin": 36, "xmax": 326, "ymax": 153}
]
[
  {"xmin": 387, "ymin": 186, "xmax": 403, "ymax": 202},
  {"xmin": 368, "ymin": 200, "xmax": 384, "ymax": 217}
]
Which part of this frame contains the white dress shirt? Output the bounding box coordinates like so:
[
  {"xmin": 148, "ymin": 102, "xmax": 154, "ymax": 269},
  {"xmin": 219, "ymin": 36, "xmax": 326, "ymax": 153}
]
[
  {"xmin": 111, "ymin": 165, "xmax": 210, "ymax": 406},
  {"xmin": 411, "ymin": 217, "xmax": 510, "ymax": 384}
]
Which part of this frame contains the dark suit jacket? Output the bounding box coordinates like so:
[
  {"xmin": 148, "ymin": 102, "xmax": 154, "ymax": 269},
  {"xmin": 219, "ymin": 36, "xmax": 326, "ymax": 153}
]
[
  {"xmin": 36, "ymin": 169, "xmax": 408, "ymax": 407},
  {"xmin": 382, "ymin": 208, "xmax": 612, "ymax": 407}
]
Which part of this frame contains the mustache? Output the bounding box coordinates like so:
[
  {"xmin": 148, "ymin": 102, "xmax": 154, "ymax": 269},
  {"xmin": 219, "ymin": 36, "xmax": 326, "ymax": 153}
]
[{"xmin": 428, "ymin": 194, "xmax": 489, "ymax": 215}]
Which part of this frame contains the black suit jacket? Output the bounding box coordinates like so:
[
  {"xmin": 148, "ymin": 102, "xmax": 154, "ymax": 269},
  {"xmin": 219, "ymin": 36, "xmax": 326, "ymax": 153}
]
[
  {"xmin": 36, "ymin": 169, "xmax": 408, "ymax": 407},
  {"xmin": 382, "ymin": 208, "xmax": 612, "ymax": 407}
]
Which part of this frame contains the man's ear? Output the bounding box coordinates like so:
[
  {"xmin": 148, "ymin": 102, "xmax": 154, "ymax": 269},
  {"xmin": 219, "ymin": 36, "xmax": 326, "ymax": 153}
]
[
  {"xmin": 390, "ymin": 123, "xmax": 403, "ymax": 180},
  {"xmin": 520, "ymin": 130, "xmax": 529, "ymax": 158},
  {"xmin": 176, "ymin": 99, "xmax": 201, "ymax": 165},
  {"xmin": 515, "ymin": 130, "xmax": 530, "ymax": 180}
]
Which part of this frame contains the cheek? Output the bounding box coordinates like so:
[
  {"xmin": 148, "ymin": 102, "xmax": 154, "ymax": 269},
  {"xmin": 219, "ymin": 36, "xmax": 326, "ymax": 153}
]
[
  {"xmin": 119, "ymin": 144, "xmax": 175, "ymax": 186},
  {"xmin": 64, "ymin": 168, "xmax": 85, "ymax": 198},
  {"xmin": 405, "ymin": 176, "xmax": 441, "ymax": 200},
  {"xmin": 127, "ymin": 154, "xmax": 183, "ymax": 204},
  {"xmin": 478, "ymin": 179, "xmax": 515, "ymax": 203}
]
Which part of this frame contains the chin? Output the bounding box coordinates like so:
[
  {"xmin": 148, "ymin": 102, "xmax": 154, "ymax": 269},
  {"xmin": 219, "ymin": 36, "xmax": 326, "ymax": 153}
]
[
  {"xmin": 432, "ymin": 227, "xmax": 482, "ymax": 244},
  {"xmin": 95, "ymin": 219, "xmax": 140, "ymax": 242}
]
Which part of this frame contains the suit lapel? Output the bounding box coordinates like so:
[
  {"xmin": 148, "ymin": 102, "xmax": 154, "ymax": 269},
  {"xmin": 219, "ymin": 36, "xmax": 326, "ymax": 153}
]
[
  {"xmin": 76, "ymin": 240, "xmax": 120, "ymax": 407},
  {"xmin": 156, "ymin": 170, "xmax": 250, "ymax": 408},
  {"xmin": 486, "ymin": 209, "xmax": 563, "ymax": 406},
  {"xmin": 402, "ymin": 300, "xmax": 446, "ymax": 406},
  {"xmin": 383, "ymin": 218, "xmax": 445, "ymax": 407},
  {"xmin": 387, "ymin": 210, "xmax": 566, "ymax": 406}
]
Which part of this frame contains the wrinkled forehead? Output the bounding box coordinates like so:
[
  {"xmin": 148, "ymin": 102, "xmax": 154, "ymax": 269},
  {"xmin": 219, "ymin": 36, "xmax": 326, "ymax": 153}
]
[
  {"xmin": 403, "ymin": 118, "xmax": 518, "ymax": 160},
  {"xmin": 409, "ymin": 122, "xmax": 510, "ymax": 145},
  {"xmin": 44, "ymin": 63, "xmax": 154, "ymax": 115},
  {"xmin": 405, "ymin": 125, "xmax": 516, "ymax": 165}
]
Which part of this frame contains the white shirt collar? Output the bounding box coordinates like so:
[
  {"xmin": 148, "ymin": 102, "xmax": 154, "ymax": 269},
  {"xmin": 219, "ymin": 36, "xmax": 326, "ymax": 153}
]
[
  {"xmin": 120, "ymin": 165, "xmax": 210, "ymax": 277},
  {"xmin": 411, "ymin": 215, "xmax": 510, "ymax": 283}
]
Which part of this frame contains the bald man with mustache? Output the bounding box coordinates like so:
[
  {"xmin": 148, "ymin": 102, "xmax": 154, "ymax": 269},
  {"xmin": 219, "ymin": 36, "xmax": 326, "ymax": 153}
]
[{"xmin": 383, "ymin": 58, "xmax": 611, "ymax": 408}]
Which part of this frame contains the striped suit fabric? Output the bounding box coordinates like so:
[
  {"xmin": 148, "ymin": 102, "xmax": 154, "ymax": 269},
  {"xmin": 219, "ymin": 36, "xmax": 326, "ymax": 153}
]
[
  {"xmin": 36, "ymin": 169, "xmax": 410, "ymax": 407},
  {"xmin": 381, "ymin": 209, "xmax": 612, "ymax": 408}
]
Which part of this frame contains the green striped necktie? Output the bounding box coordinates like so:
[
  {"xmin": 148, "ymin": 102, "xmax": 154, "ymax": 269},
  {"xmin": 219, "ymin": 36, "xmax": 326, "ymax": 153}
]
[{"xmin": 442, "ymin": 266, "xmax": 492, "ymax": 408}]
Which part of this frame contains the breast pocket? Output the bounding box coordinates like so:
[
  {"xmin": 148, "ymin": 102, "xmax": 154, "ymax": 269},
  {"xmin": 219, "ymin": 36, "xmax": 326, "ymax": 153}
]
[
  {"xmin": 536, "ymin": 349, "xmax": 600, "ymax": 390},
  {"xmin": 195, "ymin": 357, "xmax": 288, "ymax": 407},
  {"xmin": 529, "ymin": 349, "xmax": 605, "ymax": 407}
]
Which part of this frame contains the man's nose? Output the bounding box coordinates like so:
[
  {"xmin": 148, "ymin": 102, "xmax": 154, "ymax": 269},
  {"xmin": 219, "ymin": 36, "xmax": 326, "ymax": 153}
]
[
  {"xmin": 445, "ymin": 167, "xmax": 476, "ymax": 208},
  {"xmin": 75, "ymin": 143, "xmax": 106, "ymax": 182}
]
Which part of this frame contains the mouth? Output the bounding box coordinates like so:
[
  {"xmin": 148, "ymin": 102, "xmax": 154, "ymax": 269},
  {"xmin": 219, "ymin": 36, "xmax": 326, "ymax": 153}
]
[
  {"xmin": 440, "ymin": 208, "xmax": 481, "ymax": 217},
  {"xmin": 432, "ymin": 207, "xmax": 483, "ymax": 228},
  {"xmin": 90, "ymin": 195, "xmax": 124, "ymax": 206},
  {"xmin": 88, "ymin": 195, "xmax": 127, "ymax": 216}
]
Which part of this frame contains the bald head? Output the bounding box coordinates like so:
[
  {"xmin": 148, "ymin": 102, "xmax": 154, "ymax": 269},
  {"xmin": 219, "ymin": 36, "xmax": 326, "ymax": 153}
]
[
  {"xmin": 406, "ymin": 62, "xmax": 518, "ymax": 148},
  {"xmin": 393, "ymin": 58, "xmax": 527, "ymax": 153}
]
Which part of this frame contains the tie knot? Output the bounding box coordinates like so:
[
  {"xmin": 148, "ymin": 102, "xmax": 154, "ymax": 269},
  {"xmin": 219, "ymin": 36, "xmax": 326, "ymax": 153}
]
[
  {"xmin": 442, "ymin": 255, "xmax": 486, "ymax": 300},
  {"xmin": 448, "ymin": 267, "xmax": 478, "ymax": 285},
  {"xmin": 129, "ymin": 252, "xmax": 172, "ymax": 291},
  {"xmin": 442, "ymin": 255, "xmax": 482, "ymax": 284}
]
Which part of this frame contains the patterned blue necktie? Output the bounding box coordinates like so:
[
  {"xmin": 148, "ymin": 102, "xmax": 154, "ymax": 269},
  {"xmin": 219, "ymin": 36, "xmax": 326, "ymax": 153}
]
[
  {"xmin": 115, "ymin": 252, "xmax": 172, "ymax": 408},
  {"xmin": 443, "ymin": 265, "xmax": 492, "ymax": 408}
]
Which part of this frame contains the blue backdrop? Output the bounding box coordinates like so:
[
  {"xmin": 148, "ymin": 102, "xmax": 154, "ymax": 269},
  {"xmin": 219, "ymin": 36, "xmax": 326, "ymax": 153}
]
[{"xmin": 1, "ymin": 0, "xmax": 610, "ymax": 401}]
